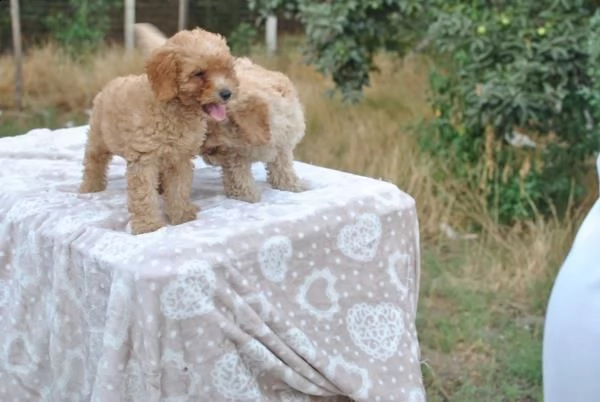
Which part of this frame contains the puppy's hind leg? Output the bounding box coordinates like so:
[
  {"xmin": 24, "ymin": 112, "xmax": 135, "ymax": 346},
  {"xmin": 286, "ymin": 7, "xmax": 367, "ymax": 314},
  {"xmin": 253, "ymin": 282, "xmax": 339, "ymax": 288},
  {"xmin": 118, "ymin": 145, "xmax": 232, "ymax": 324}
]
[
  {"xmin": 163, "ymin": 159, "xmax": 199, "ymax": 226},
  {"xmin": 266, "ymin": 149, "xmax": 305, "ymax": 193},
  {"xmin": 80, "ymin": 125, "xmax": 112, "ymax": 193}
]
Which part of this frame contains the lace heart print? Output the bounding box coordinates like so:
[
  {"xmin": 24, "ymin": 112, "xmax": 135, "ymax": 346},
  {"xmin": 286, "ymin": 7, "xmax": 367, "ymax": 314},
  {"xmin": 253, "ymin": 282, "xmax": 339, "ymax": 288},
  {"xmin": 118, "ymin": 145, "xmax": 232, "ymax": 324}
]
[
  {"xmin": 54, "ymin": 350, "xmax": 88, "ymax": 400},
  {"xmin": 160, "ymin": 260, "xmax": 217, "ymax": 320},
  {"xmin": 3, "ymin": 333, "xmax": 40, "ymax": 375},
  {"xmin": 211, "ymin": 351, "xmax": 261, "ymax": 400},
  {"xmin": 233, "ymin": 292, "xmax": 273, "ymax": 336},
  {"xmin": 239, "ymin": 339, "xmax": 279, "ymax": 375},
  {"xmin": 5, "ymin": 193, "xmax": 79, "ymax": 223},
  {"xmin": 281, "ymin": 328, "xmax": 317, "ymax": 361},
  {"xmin": 49, "ymin": 208, "xmax": 112, "ymax": 236},
  {"xmin": 325, "ymin": 356, "xmax": 372, "ymax": 400},
  {"xmin": 258, "ymin": 235, "xmax": 292, "ymax": 282},
  {"xmin": 387, "ymin": 251, "xmax": 411, "ymax": 299},
  {"xmin": 90, "ymin": 233, "xmax": 143, "ymax": 266},
  {"xmin": 337, "ymin": 213, "xmax": 382, "ymax": 261},
  {"xmin": 346, "ymin": 302, "xmax": 405, "ymax": 362},
  {"xmin": 297, "ymin": 268, "xmax": 340, "ymax": 320}
]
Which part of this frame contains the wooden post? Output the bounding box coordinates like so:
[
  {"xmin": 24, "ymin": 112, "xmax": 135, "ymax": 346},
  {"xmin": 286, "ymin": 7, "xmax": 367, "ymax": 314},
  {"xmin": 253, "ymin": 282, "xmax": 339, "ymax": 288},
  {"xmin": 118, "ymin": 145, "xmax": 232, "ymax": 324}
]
[
  {"xmin": 265, "ymin": 15, "xmax": 277, "ymax": 55},
  {"xmin": 178, "ymin": 0, "xmax": 189, "ymax": 31},
  {"xmin": 124, "ymin": 0, "xmax": 136, "ymax": 53},
  {"xmin": 9, "ymin": 0, "xmax": 23, "ymax": 110}
]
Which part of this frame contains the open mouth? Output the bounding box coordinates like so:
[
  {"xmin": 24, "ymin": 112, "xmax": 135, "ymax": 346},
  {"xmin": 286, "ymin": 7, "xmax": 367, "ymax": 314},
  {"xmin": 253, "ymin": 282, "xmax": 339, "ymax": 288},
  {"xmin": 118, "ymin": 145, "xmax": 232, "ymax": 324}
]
[
  {"xmin": 202, "ymin": 147, "xmax": 218, "ymax": 156},
  {"xmin": 203, "ymin": 103, "xmax": 227, "ymax": 122}
]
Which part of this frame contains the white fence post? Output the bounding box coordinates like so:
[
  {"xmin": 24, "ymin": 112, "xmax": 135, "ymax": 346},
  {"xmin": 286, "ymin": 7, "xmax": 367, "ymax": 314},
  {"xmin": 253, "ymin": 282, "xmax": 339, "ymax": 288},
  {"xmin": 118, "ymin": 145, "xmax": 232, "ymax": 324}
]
[
  {"xmin": 178, "ymin": 0, "xmax": 189, "ymax": 31},
  {"xmin": 265, "ymin": 15, "xmax": 277, "ymax": 55},
  {"xmin": 124, "ymin": 0, "xmax": 136, "ymax": 53},
  {"xmin": 9, "ymin": 0, "xmax": 23, "ymax": 110}
]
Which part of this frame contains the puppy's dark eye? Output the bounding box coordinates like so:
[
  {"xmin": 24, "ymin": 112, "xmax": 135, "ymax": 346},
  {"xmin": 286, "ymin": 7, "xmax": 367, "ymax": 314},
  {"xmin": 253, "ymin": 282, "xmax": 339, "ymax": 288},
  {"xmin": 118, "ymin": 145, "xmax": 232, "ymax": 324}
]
[{"xmin": 194, "ymin": 71, "xmax": 205, "ymax": 78}]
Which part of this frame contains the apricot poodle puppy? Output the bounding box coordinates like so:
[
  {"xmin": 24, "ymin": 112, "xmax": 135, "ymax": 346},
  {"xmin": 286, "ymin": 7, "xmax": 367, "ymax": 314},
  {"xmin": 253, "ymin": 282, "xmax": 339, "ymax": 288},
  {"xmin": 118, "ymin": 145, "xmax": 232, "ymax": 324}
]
[
  {"xmin": 80, "ymin": 27, "xmax": 238, "ymax": 234},
  {"xmin": 134, "ymin": 23, "xmax": 306, "ymax": 203}
]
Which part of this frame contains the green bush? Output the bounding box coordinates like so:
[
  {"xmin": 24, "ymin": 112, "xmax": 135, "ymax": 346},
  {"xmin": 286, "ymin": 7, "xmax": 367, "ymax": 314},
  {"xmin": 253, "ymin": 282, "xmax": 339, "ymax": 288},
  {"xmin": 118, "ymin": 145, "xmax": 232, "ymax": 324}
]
[
  {"xmin": 227, "ymin": 22, "xmax": 258, "ymax": 56},
  {"xmin": 0, "ymin": 0, "xmax": 117, "ymax": 53},
  {"xmin": 251, "ymin": 0, "xmax": 600, "ymax": 224},
  {"xmin": 249, "ymin": 0, "xmax": 431, "ymax": 101},
  {"xmin": 43, "ymin": 0, "xmax": 120, "ymax": 54},
  {"xmin": 422, "ymin": 1, "xmax": 600, "ymax": 223}
]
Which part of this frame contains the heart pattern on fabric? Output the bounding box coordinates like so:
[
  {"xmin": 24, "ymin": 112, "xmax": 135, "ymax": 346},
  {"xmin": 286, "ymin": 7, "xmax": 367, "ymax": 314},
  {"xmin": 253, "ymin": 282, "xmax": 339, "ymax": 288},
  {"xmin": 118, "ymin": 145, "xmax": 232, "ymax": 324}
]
[
  {"xmin": 346, "ymin": 302, "xmax": 405, "ymax": 362},
  {"xmin": 258, "ymin": 236, "xmax": 292, "ymax": 282},
  {"xmin": 49, "ymin": 209, "xmax": 112, "ymax": 237},
  {"xmin": 296, "ymin": 268, "xmax": 340, "ymax": 321},
  {"xmin": 387, "ymin": 251, "xmax": 411, "ymax": 299},
  {"xmin": 233, "ymin": 292, "xmax": 273, "ymax": 336},
  {"xmin": 211, "ymin": 351, "xmax": 261, "ymax": 400},
  {"xmin": 55, "ymin": 350, "xmax": 87, "ymax": 400},
  {"xmin": 337, "ymin": 213, "xmax": 382, "ymax": 261},
  {"xmin": 3, "ymin": 333, "xmax": 40, "ymax": 375},
  {"xmin": 282, "ymin": 366, "xmax": 323, "ymax": 395},
  {"xmin": 90, "ymin": 233, "xmax": 143, "ymax": 266},
  {"xmin": 281, "ymin": 328, "xmax": 317, "ymax": 361},
  {"xmin": 325, "ymin": 356, "xmax": 372, "ymax": 400},
  {"xmin": 239, "ymin": 339, "xmax": 279, "ymax": 375},
  {"xmin": 160, "ymin": 261, "xmax": 216, "ymax": 320}
]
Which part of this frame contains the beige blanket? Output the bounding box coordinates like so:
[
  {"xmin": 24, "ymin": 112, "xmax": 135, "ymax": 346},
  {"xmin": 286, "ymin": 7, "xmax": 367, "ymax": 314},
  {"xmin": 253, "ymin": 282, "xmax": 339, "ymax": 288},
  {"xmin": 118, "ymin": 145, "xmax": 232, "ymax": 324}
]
[{"xmin": 0, "ymin": 126, "xmax": 425, "ymax": 401}]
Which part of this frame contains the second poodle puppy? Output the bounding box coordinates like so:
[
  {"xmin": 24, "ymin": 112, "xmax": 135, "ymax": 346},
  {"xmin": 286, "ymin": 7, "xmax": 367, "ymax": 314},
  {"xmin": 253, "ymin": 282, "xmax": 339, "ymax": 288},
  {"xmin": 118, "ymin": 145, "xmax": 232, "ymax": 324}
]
[
  {"xmin": 200, "ymin": 57, "xmax": 306, "ymax": 202},
  {"xmin": 80, "ymin": 28, "xmax": 238, "ymax": 234}
]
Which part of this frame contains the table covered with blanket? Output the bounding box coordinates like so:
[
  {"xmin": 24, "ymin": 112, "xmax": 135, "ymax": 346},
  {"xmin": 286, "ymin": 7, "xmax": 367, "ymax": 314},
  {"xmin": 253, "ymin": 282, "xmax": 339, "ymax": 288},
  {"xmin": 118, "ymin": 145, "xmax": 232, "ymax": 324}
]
[{"xmin": 0, "ymin": 126, "xmax": 425, "ymax": 402}]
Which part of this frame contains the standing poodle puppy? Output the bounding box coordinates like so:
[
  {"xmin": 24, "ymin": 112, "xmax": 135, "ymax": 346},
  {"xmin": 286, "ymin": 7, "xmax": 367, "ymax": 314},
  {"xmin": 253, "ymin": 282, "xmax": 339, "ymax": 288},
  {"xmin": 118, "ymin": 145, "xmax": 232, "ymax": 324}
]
[
  {"xmin": 134, "ymin": 23, "xmax": 306, "ymax": 203},
  {"xmin": 80, "ymin": 28, "xmax": 238, "ymax": 234}
]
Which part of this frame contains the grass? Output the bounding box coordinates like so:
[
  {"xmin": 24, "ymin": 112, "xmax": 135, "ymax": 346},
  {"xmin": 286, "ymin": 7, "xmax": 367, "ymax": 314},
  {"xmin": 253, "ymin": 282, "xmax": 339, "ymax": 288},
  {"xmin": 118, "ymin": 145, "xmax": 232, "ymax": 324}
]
[{"xmin": 0, "ymin": 39, "xmax": 590, "ymax": 401}]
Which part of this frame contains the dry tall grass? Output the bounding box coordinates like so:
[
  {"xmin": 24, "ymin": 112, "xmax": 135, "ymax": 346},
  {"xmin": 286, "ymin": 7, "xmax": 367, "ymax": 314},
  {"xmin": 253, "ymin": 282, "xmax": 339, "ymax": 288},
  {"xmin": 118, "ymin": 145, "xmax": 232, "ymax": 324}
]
[
  {"xmin": 0, "ymin": 43, "xmax": 146, "ymax": 111},
  {"xmin": 0, "ymin": 41, "xmax": 590, "ymax": 400}
]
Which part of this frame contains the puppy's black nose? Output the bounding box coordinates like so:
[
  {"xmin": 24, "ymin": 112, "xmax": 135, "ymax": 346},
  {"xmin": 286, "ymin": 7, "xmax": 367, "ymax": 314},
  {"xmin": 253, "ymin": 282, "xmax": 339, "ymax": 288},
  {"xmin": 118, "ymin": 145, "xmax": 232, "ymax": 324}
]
[{"xmin": 219, "ymin": 89, "xmax": 232, "ymax": 101}]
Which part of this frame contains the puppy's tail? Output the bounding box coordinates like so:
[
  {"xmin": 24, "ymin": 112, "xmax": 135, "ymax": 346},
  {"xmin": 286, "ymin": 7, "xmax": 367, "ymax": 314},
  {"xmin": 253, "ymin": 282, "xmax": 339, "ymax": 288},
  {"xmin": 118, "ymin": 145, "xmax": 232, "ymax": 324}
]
[{"xmin": 134, "ymin": 23, "xmax": 168, "ymax": 56}]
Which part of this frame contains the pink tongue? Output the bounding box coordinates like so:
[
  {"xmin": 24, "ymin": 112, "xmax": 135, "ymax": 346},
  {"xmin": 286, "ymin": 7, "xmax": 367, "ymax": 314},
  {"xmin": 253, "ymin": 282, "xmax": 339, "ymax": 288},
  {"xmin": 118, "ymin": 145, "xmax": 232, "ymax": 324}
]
[{"xmin": 206, "ymin": 104, "xmax": 226, "ymax": 121}]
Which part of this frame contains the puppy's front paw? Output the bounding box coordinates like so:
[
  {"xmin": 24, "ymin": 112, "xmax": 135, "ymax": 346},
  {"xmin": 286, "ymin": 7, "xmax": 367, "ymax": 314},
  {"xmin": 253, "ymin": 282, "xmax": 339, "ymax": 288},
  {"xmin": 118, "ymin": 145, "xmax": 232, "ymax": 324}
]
[
  {"xmin": 168, "ymin": 203, "xmax": 199, "ymax": 225},
  {"xmin": 271, "ymin": 179, "xmax": 307, "ymax": 193},
  {"xmin": 79, "ymin": 181, "xmax": 106, "ymax": 193},
  {"xmin": 226, "ymin": 187, "xmax": 261, "ymax": 203},
  {"xmin": 131, "ymin": 218, "xmax": 165, "ymax": 235}
]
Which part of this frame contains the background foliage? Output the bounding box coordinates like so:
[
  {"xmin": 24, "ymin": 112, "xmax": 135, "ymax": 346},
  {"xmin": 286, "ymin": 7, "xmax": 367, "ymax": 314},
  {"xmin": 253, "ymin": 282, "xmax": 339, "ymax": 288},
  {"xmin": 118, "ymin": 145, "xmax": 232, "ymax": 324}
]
[
  {"xmin": 423, "ymin": 0, "xmax": 600, "ymax": 224},
  {"xmin": 251, "ymin": 0, "xmax": 600, "ymax": 224},
  {"xmin": 250, "ymin": 0, "xmax": 431, "ymax": 101},
  {"xmin": 1, "ymin": 0, "xmax": 121, "ymax": 53},
  {"xmin": 44, "ymin": 0, "xmax": 121, "ymax": 53}
]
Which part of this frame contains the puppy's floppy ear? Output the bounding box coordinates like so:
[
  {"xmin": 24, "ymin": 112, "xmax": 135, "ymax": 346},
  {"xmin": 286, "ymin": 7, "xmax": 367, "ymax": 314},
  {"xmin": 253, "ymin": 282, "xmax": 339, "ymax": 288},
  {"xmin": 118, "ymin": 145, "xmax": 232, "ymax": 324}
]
[
  {"xmin": 233, "ymin": 94, "xmax": 271, "ymax": 146},
  {"xmin": 146, "ymin": 47, "xmax": 179, "ymax": 101}
]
